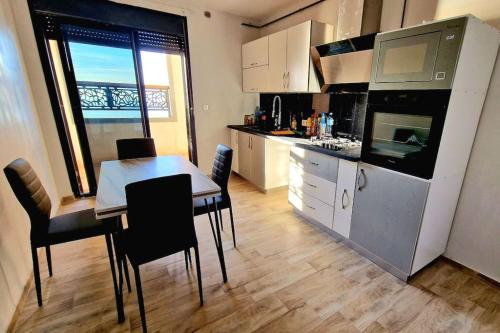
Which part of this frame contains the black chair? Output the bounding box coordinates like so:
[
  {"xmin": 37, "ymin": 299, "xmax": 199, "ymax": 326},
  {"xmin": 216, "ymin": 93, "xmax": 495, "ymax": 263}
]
[
  {"xmin": 3, "ymin": 158, "xmax": 124, "ymax": 320},
  {"xmin": 193, "ymin": 144, "xmax": 236, "ymax": 247},
  {"xmin": 116, "ymin": 137, "xmax": 192, "ymax": 269},
  {"xmin": 116, "ymin": 138, "xmax": 157, "ymax": 160},
  {"xmin": 118, "ymin": 174, "xmax": 203, "ymax": 333}
]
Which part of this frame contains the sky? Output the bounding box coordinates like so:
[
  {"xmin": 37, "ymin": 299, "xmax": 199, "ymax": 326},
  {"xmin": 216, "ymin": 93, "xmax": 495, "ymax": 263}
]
[{"xmin": 69, "ymin": 42, "xmax": 169, "ymax": 86}]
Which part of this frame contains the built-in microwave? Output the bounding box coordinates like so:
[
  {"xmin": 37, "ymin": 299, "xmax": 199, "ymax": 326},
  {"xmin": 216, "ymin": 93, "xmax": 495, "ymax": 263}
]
[{"xmin": 369, "ymin": 17, "xmax": 467, "ymax": 90}]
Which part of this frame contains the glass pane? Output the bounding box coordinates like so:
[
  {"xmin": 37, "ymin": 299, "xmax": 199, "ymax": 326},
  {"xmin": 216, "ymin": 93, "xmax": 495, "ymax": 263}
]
[
  {"xmin": 382, "ymin": 43, "xmax": 428, "ymax": 75},
  {"xmin": 370, "ymin": 112, "xmax": 432, "ymax": 159},
  {"xmin": 49, "ymin": 40, "xmax": 90, "ymax": 194},
  {"xmin": 67, "ymin": 37, "xmax": 143, "ymax": 181},
  {"xmin": 139, "ymin": 50, "xmax": 189, "ymax": 159}
]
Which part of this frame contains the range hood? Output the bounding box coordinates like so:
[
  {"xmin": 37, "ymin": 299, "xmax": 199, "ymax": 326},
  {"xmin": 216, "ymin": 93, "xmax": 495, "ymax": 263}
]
[{"xmin": 311, "ymin": 33, "xmax": 376, "ymax": 92}]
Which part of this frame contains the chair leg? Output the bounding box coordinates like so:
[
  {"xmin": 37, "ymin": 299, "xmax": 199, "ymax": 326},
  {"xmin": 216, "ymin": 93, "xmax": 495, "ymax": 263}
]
[
  {"xmin": 123, "ymin": 257, "xmax": 132, "ymax": 293},
  {"xmin": 219, "ymin": 209, "xmax": 224, "ymax": 231},
  {"xmin": 112, "ymin": 232, "xmax": 131, "ymax": 293},
  {"xmin": 184, "ymin": 250, "xmax": 189, "ymax": 271},
  {"xmin": 204, "ymin": 199, "xmax": 218, "ymax": 248},
  {"xmin": 134, "ymin": 266, "xmax": 148, "ymax": 333},
  {"xmin": 105, "ymin": 233, "xmax": 125, "ymax": 323},
  {"xmin": 31, "ymin": 245, "xmax": 42, "ymax": 306},
  {"xmin": 229, "ymin": 205, "xmax": 236, "ymax": 248},
  {"xmin": 194, "ymin": 246, "xmax": 204, "ymax": 306},
  {"xmin": 45, "ymin": 245, "xmax": 53, "ymax": 277}
]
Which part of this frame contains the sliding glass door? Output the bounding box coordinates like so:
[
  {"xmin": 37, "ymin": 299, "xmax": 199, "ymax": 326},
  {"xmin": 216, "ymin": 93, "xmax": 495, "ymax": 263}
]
[{"xmin": 41, "ymin": 20, "xmax": 193, "ymax": 196}]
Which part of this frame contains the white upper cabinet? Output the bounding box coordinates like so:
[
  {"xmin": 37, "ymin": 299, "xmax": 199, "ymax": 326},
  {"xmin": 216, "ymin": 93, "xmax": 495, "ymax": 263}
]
[
  {"xmin": 267, "ymin": 30, "xmax": 287, "ymax": 92},
  {"xmin": 242, "ymin": 20, "xmax": 334, "ymax": 93},
  {"xmin": 242, "ymin": 66, "xmax": 268, "ymax": 92},
  {"xmin": 286, "ymin": 21, "xmax": 311, "ymax": 92},
  {"xmin": 242, "ymin": 36, "xmax": 268, "ymax": 69},
  {"xmin": 336, "ymin": 0, "xmax": 364, "ymax": 40}
]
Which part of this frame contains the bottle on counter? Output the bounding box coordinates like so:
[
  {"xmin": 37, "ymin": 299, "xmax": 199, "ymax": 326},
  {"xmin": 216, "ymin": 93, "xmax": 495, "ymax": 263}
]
[
  {"xmin": 306, "ymin": 116, "xmax": 312, "ymax": 136},
  {"xmin": 326, "ymin": 113, "xmax": 334, "ymax": 137},
  {"xmin": 291, "ymin": 115, "xmax": 297, "ymax": 130},
  {"xmin": 312, "ymin": 114, "xmax": 318, "ymax": 137},
  {"xmin": 319, "ymin": 113, "xmax": 327, "ymax": 139}
]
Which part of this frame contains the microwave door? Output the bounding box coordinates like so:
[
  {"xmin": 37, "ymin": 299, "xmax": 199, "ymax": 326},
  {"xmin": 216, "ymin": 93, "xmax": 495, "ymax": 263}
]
[{"xmin": 375, "ymin": 31, "xmax": 441, "ymax": 83}]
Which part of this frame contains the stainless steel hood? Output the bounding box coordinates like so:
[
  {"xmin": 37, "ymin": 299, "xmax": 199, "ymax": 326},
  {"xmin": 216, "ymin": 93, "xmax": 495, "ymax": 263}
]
[{"xmin": 311, "ymin": 33, "xmax": 376, "ymax": 92}]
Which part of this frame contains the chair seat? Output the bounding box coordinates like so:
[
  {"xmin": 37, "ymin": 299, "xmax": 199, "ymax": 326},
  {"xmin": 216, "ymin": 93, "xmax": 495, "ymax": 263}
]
[
  {"xmin": 44, "ymin": 209, "xmax": 115, "ymax": 245},
  {"xmin": 193, "ymin": 195, "xmax": 229, "ymax": 216}
]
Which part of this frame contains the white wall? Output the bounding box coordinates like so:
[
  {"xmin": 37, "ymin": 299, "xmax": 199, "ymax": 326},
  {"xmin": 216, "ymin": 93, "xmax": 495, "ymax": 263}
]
[
  {"xmin": 259, "ymin": 0, "xmax": 340, "ymax": 36},
  {"xmin": 0, "ymin": 0, "xmax": 59, "ymax": 331}
]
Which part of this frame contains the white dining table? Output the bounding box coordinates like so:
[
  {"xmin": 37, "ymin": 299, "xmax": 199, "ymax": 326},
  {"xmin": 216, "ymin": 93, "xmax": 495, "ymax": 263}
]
[{"xmin": 94, "ymin": 156, "xmax": 228, "ymax": 322}]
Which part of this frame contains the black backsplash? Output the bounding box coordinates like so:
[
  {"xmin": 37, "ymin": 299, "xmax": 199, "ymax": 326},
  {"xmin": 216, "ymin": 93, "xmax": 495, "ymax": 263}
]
[{"xmin": 259, "ymin": 92, "xmax": 367, "ymax": 139}]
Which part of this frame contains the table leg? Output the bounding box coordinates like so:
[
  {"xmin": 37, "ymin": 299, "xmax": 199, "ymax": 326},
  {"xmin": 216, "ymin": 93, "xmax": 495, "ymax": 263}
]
[
  {"xmin": 105, "ymin": 231, "xmax": 125, "ymax": 323},
  {"xmin": 212, "ymin": 197, "xmax": 228, "ymax": 283}
]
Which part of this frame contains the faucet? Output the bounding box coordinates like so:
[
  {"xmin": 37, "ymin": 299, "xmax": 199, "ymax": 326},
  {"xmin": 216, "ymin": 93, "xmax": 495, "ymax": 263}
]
[{"xmin": 271, "ymin": 95, "xmax": 282, "ymax": 130}]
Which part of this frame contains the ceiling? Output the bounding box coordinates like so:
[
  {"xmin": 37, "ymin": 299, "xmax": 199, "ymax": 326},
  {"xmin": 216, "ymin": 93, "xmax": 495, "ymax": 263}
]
[{"xmin": 177, "ymin": 0, "xmax": 315, "ymax": 21}]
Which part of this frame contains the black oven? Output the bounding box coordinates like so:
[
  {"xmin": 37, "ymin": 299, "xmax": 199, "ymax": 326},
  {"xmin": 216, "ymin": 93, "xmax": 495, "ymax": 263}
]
[{"xmin": 361, "ymin": 90, "xmax": 451, "ymax": 179}]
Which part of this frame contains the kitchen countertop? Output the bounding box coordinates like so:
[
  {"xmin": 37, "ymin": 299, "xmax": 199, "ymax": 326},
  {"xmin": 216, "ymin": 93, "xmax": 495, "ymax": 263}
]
[{"xmin": 227, "ymin": 125, "xmax": 361, "ymax": 162}]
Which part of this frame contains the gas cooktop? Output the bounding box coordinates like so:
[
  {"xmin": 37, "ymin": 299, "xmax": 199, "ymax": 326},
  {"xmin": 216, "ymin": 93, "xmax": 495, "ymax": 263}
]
[{"xmin": 309, "ymin": 137, "xmax": 362, "ymax": 151}]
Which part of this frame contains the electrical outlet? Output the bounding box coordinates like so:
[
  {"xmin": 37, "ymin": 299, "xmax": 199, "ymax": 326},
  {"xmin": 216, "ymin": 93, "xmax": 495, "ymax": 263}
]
[{"xmin": 202, "ymin": 104, "xmax": 209, "ymax": 111}]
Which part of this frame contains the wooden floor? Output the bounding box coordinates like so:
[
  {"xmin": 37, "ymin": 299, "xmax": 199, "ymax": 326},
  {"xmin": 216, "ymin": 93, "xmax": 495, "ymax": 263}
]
[{"xmin": 11, "ymin": 175, "xmax": 500, "ymax": 332}]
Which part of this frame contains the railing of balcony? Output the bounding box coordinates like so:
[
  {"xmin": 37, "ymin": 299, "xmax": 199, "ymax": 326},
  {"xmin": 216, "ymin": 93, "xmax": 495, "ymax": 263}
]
[{"xmin": 76, "ymin": 81, "xmax": 171, "ymax": 118}]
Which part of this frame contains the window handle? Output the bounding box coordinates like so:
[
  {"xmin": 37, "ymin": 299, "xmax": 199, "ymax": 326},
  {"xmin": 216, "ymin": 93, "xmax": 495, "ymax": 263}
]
[{"xmin": 306, "ymin": 183, "xmax": 317, "ymax": 188}]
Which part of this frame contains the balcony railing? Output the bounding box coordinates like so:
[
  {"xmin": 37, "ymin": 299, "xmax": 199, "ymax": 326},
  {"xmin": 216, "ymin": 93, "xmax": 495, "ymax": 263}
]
[{"xmin": 76, "ymin": 81, "xmax": 171, "ymax": 117}]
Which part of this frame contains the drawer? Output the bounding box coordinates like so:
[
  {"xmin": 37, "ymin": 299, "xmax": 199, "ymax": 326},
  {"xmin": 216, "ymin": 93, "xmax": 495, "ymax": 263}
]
[
  {"xmin": 289, "ymin": 165, "xmax": 336, "ymax": 205},
  {"xmin": 290, "ymin": 147, "xmax": 339, "ymax": 182},
  {"xmin": 289, "ymin": 187, "xmax": 334, "ymax": 230}
]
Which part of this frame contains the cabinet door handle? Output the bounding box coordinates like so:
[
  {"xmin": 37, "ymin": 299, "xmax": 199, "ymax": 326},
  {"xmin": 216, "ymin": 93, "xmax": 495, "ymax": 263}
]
[
  {"xmin": 248, "ymin": 137, "xmax": 250, "ymax": 148},
  {"xmin": 282, "ymin": 72, "xmax": 286, "ymax": 88},
  {"xmin": 357, "ymin": 169, "xmax": 366, "ymax": 191},
  {"xmin": 286, "ymin": 72, "xmax": 290, "ymax": 89},
  {"xmin": 341, "ymin": 189, "xmax": 349, "ymax": 209},
  {"xmin": 306, "ymin": 183, "xmax": 317, "ymax": 188},
  {"xmin": 250, "ymin": 136, "xmax": 253, "ymax": 149},
  {"xmin": 309, "ymin": 161, "xmax": 319, "ymax": 166},
  {"xmin": 250, "ymin": 62, "xmax": 257, "ymax": 66},
  {"xmin": 305, "ymin": 204, "xmax": 316, "ymax": 210}
]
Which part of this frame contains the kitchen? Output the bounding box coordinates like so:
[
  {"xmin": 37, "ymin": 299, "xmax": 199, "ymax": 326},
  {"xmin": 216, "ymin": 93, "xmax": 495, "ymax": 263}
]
[
  {"xmin": 2, "ymin": 0, "xmax": 500, "ymax": 332},
  {"xmin": 229, "ymin": 7, "xmax": 499, "ymax": 281}
]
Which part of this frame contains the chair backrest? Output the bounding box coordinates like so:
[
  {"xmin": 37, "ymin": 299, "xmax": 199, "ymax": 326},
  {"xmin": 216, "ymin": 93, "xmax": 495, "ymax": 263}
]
[
  {"xmin": 3, "ymin": 158, "xmax": 51, "ymax": 232},
  {"xmin": 211, "ymin": 144, "xmax": 233, "ymax": 195},
  {"xmin": 125, "ymin": 174, "xmax": 197, "ymax": 253},
  {"xmin": 116, "ymin": 138, "xmax": 157, "ymax": 160}
]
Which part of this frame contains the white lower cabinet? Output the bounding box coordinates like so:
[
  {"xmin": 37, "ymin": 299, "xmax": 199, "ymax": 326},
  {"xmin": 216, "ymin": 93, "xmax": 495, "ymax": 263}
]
[
  {"xmin": 289, "ymin": 147, "xmax": 339, "ymax": 230},
  {"xmin": 236, "ymin": 131, "xmax": 290, "ymax": 191},
  {"xmin": 332, "ymin": 160, "xmax": 358, "ymax": 238},
  {"xmin": 289, "ymin": 187, "xmax": 335, "ymax": 229},
  {"xmin": 230, "ymin": 129, "xmax": 239, "ymax": 173},
  {"xmin": 289, "ymin": 146, "xmax": 358, "ymax": 238}
]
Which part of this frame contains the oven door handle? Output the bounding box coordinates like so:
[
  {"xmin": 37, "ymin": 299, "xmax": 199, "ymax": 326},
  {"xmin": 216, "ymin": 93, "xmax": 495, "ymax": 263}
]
[{"xmin": 357, "ymin": 169, "xmax": 366, "ymax": 191}]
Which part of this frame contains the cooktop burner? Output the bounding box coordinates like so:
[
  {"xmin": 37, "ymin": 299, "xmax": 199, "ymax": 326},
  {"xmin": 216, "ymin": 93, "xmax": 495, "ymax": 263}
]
[{"xmin": 310, "ymin": 137, "xmax": 362, "ymax": 151}]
